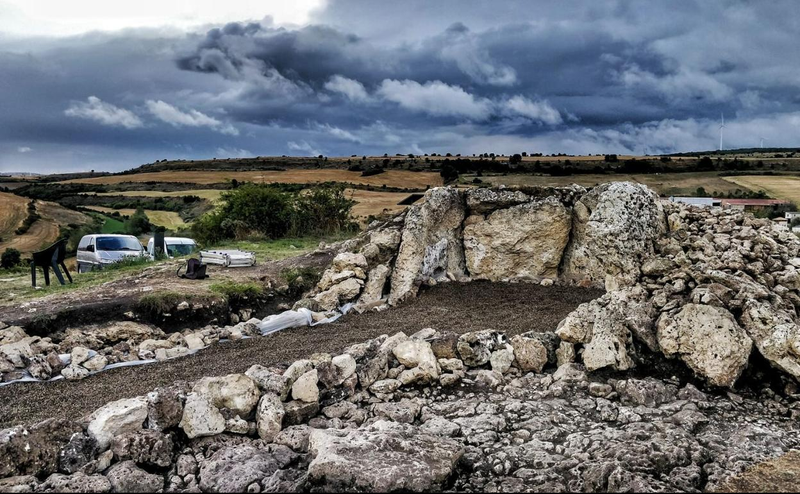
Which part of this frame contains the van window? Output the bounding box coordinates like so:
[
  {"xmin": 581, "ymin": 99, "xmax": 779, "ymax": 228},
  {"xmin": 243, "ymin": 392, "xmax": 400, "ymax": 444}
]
[
  {"xmin": 167, "ymin": 243, "xmax": 195, "ymax": 257},
  {"xmin": 96, "ymin": 236, "xmax": 142, "ymax": 252},
  {"xmin": 77, "ymin": 236, "xmax": 91, "ymax": 251}
]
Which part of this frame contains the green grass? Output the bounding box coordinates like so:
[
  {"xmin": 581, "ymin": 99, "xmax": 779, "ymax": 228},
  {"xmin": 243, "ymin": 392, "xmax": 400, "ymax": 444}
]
[
  {"xmin": 209, "ymin": 235, "xmax": 348, "ymax": 261},
  {"xmin": 209, "ymin": 280, "xmax": 265, "ymax": 301},
  {"xmin": 0, "ymin": 255, "xmax": 157, "ymax": 303},
  {"xmin": 91, "ymin": 212, "xmax": 126, "ymax": 234},
  {"xmin": 280, "ymin": 266, "xmax": 322, "ymax": 297}
]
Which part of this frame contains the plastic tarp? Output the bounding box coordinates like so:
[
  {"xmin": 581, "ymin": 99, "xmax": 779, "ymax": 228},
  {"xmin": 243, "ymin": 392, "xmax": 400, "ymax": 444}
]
[
  {"xmin": 0, "ymin": 303, "xmax": 354, "ymax": 387},
  {"xmin": 258, "ymin": 303, "xmax": 354, "ymax": 335}
]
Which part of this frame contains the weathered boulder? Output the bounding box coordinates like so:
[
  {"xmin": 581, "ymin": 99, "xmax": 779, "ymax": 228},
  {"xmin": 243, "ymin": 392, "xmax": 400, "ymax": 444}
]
[
  {"xmin": 510, "ymin": 334, "xmax": 549, "ymax": 373},
  {"xmin": 308, "ymin": 420, "xmax": 463, "ymax": 492},
  {"xmin": 38, "ymin": 472, "xmax": 111, "ymax": 493},
  {"xmin": 291, "ymin": 369, "xmax": 320, "ymax": 403},
  {"xmin": 106, "ymin": 460, "xmax": 163, "ymax": 493},
  {"xmin": 0, "ymin": 419, "xmax": 84, "ymax": 478},
  {"xmin": 257, "ymin": 393, "xmax": 285, "ymax": 441},
  {"xmin": 463, "ymin": 199, "xmax": 571, "ymax": 281},
  {"xmin": 561, "ymin": 182, "xmax": 666, "ymax": 290},
  {"xmin": 198, "ymin": 445, "xmax": 281, "ymax": 493},
  {"xmin": 192, "ymin": 374, "xmax": 260, "ymax": 417},
  {"xmin": 457, "ymin": 330, "xmax": 505, "ymax": 367},
  {"xmin": 355, "ymin": 264, "xmax": 391, "ymax": 309},
  {"xmin": 314, "ymin": 277, "xmax": 364, "ymax": 311},
  {"xmin": 464, "ymin": 187, "xmax": 532, "ymax": 214},
  {"xmin": 246, "ymin": 365, "xmax": 291, "ymax": 400},
  {"xmin": 179, "ymin": 392, "xmax": 225, "ymax": 439},
  {"xmin": 389, "ymin": 187, "xmax": 466, "ymax": 305},
  {"xmin": 145, "ymin": 384, "xmax": 186, "ymax": 431},
  {"xmin": 657, "ymin": 304, "xmax": 752, "ymax": 387},
  {"xmin": 111, "ymin": 429, "xmax": 173, "ymax": 468},
  {"xmin": 557, "ymin": 287, "xmax": 657, "ymax": 372},
  {"xmin": 392, "ymin": 339, "xmax": 440, "ymax": 383},
  {"xmin": 739, "ymin": 300, "xmax": 800, "ymax": 380},
  {"xmin": 87, "ymin": 397, "xmax": 148, "ymax": 450}
]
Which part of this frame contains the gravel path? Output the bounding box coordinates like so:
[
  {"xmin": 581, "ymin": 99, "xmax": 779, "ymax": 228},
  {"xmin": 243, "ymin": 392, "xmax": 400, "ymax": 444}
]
[{"xmin": 0, "ymin": 282, "xmax": 601, "ymax": 427}]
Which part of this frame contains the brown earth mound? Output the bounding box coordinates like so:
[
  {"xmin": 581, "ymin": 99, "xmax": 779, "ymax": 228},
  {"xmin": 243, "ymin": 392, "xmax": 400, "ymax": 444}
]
[{"xmin": 0, "ymin": 282, "xmax": 601, "ymax": 427}]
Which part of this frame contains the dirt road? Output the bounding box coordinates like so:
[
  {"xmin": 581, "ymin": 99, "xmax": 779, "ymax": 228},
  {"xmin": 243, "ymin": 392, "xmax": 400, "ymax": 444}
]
[{"xmin": 0, "ymin": 282, "xmax": 601, "ymax": 427}]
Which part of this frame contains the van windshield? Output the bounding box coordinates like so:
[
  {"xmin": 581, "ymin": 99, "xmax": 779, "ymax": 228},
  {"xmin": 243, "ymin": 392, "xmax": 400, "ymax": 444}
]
[
  {"xmin": 167, "ymin": 244, "xmax": 195, "ymax": 256},
  {"xmin": 96, "ymin": 237, "xmax": 142, "ymax": 252}
]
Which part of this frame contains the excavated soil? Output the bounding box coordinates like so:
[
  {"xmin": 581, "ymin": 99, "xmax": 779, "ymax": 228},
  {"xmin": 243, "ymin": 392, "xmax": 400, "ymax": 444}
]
[{"xmin": 0, "ymin": 281, "xmax": 601, "ymax": 427}]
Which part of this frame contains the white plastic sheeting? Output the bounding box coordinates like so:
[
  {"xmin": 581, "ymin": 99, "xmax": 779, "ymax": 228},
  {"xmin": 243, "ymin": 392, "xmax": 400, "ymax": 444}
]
[
  {"xmin": 0, "ymin": 303, "xmax": 354, "ymax": 387},
  {"xmin": 258, "ymin": 303, "xmax": 354, "ymax": 335}
]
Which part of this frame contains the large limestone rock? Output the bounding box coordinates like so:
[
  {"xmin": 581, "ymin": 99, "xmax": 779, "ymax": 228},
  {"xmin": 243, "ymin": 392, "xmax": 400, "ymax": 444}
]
[
  {"xmin": 355, "ymin": 264, "xmax": 391, "ymax": 310},
  {"xmin": 392, "ymin": 339, "xmax": 440, "ymax": 383},
  {"xmin": 314, "ymin": 277, "xmax": 364, "ymax": 311},
  {"xmin": 463, "ymin": 199, "xmax": 571, "ymax": 281},
  {"xmin": 87, "ymin": 398, "xmax": 148, "ymax": 451},
  {"xmin": 739, "ymin": 300, "xmax": 800, "ymax": 379},
  {"xmin": 657, "ymin": 304, "xmax": 752, "ymax": 387},
  {"xmin": 308, "ymin": 420, "xmax": 463, "ymax": 491},
  {"xmin": 389, "ymin": 187, "xmax": 466, "ymax": 305},
  {"xmin": 257, "ymin": 393, "xmax": 285, "ymax": 442},
  {"xmin": 562, "ymin": 182, "xmax": 666, "ymax": 290},
  {"xmin": 191, "ymin": 374, "xmax": 260, "ymax": 417},
  {"xmin": 179, "ymin": 393, "xmax": 226, "ymax": 439},
  {"xmin": 557, "ymin": 287, "xmax": 657, "ymax": 372},
  {"xmin": 198, "ymin": 445, "xmax": 281, "ymax": 493}
]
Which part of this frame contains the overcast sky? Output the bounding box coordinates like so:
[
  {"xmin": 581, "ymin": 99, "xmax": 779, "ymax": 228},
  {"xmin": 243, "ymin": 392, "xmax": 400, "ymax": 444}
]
[{"xmin": 1, "ymin": 0, "xmax": 799, "ymax": 173}]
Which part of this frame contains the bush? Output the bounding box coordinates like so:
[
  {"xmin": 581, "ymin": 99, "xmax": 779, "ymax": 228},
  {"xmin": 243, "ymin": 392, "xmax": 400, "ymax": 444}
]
[
  {"xmin": 210, "ymin": 281, "xmax": 265, "ymax": 302},
  {"xmin": 126, "ymin": 207, "xmax": 152, "ymax": 236},
  {"xmin": 1, "ymin": 248, "xmax": 22, "ymax": 269},
  {"xmin": 191, "ymin": 184, "xmax": 357, "ymax": 244},
  {"xmin": 15, "ymin": 201, "xmax": 41, "ymax": 235}
]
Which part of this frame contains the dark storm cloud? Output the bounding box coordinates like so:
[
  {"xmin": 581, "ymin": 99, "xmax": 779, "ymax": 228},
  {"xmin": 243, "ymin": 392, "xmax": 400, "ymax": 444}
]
[{"xmin": 1, "ymin": 0, "xmax": 800, "ymax": 172}]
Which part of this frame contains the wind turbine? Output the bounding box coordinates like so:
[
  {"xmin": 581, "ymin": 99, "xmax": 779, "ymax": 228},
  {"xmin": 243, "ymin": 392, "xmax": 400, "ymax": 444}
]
[
  {"xmin": 719, "ymin": 113, "xmax": 725, "ymax": 152},
  {"xmin": 760, "ymin": 137, "xmax": 766, "ymax": 149}
]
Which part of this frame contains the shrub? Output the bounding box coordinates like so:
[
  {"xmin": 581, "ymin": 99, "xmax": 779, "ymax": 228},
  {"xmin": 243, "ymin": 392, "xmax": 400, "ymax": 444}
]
[
  {"xmin": 126, "ymin": 207, "xmax": 152, "ymax": 236},
  {"xmin": 191, "ymin": 184, "xmax": 357, "ymax": 244},
  {"xmin": 1, "ymin": 248, "xmax": 22, "ymax": 269},
  {"xmin": 281, "ymin": 266, "xmax": 321, "ymax": 296}
]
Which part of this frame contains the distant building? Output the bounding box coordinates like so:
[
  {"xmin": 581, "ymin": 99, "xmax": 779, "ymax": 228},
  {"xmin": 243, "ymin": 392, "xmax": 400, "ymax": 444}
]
[
  {"xmin": 720, "ymin": 198, "xmax": 790, "ymax": 211},
  {"xmin": 786, "ymin": 211, "xmax": 800, "ymax": 221},
  {"xmin": 664, "ymin": 196, "xmax": 721, "ymax": 207}
]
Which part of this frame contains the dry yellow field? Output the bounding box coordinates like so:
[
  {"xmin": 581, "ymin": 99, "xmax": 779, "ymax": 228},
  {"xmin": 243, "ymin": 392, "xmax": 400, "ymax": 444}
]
[
  {"xmin": 478, "ymin": 172, "xmax": 754, "ymax": 197},
  {"xmin": 84, "ymin": 207, "xmax": 186, "ymax": 229},
  {"xmin": 721, "ymin": 175, "xmax": 800, "ymax": 205},
  {"xmin": 62, "ymin": 170, "xmax": 442, "ymax": 189},
  {"xmin": 0, "ymin": 193, "xmax": 92, "ymax": 254},
  {"xmin": 346, "ymin": 189, "xmax": 413, "ymax": 220},
  {"xmin": 0, "ymin": 191, "xmax": 27, "ymax": 240}
]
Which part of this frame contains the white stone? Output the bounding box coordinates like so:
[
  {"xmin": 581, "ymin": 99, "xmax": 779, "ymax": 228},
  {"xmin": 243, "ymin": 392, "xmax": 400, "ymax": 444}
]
[{"xmin": 87, "ymin": 397, "xmax": 148, "ymax": 450}]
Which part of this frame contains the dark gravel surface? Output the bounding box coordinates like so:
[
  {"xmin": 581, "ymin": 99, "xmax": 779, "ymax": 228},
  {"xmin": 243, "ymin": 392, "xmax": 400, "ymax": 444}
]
[{"xmin": 0, "ymin": 282, "xmax": 602, "ymax": 427}]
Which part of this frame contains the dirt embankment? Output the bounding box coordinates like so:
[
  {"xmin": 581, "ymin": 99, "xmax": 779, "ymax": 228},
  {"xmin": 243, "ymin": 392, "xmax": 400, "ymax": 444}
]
[
  {"xmin": 0, "ymin": 249, "xmax": 336, "ymax": 334},
  {"xmin": 0, "ymin": 282, "xmax": 602, "ymax": 427}
]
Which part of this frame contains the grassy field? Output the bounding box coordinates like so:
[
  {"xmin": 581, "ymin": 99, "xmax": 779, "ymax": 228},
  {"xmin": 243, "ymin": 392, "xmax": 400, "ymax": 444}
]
[
  {"xmin": 0, "ymin": 235, "xmax": 328, "ymax": 303},
  {"xmin": 472, "ymin": 172, "xmax": 765, "ymax": 197},
  {"xmin": 722, "ymin": 175, "xmax": 800, "ymax": 205},
  {"xmin": 62, "ymin": 169, "xmax": 442, "ymax": 189},
  {"xmin": 83, "ymin": 206, "xmax": 186, "ymax": 229},
  {"xmin": 81, "ymin": 189, "xmax": 225, "ymax": 203}
]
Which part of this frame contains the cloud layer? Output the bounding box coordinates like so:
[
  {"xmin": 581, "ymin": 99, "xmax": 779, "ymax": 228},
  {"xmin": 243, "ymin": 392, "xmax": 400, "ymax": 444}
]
[{"xmin": 1, "ymin": 0, "xmax": 800, "ymax": 172}]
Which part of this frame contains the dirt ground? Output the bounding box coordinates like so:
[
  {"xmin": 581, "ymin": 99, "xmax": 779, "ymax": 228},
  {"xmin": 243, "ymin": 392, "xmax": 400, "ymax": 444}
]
[
  {"xmin": 0, "ymin": 281, "xmax": 601, "ymax": 427},
  {"xmin": 713, "ymin": 450, "xmax": 800, "ymax": 492}
]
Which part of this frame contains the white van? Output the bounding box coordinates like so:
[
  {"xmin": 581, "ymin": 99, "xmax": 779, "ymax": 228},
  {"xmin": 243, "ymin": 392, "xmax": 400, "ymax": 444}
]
[
  {"xmin": 76, "ymin": 234, "xmax": 145, "ymax": 273},
  {"xmin": 146, "ymin": 237, "xmax": 197, "ymax": 259}
]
